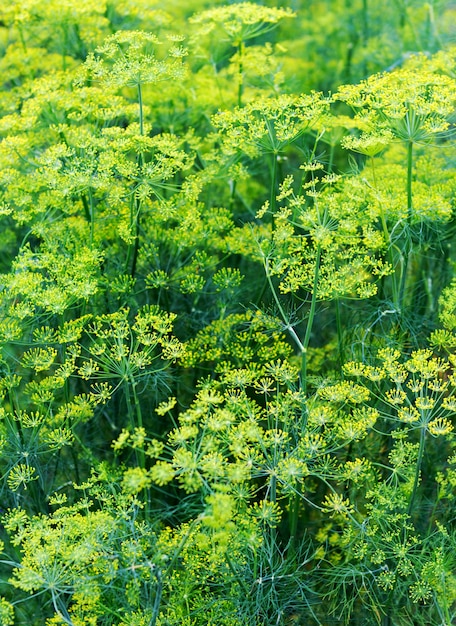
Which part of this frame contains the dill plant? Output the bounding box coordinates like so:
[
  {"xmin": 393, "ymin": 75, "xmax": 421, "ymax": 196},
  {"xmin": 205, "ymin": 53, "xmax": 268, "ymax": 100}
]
[
  {"xmin": 337, "ymin": 59, "xmax": 456, "ymax": 323},
  {"xmin": 189, "ymin": 3, "xmax": 295, "ymax": 107},
  {"xmin": 0, "ymin": 2, "xmax": 455, "ymax": 626}
]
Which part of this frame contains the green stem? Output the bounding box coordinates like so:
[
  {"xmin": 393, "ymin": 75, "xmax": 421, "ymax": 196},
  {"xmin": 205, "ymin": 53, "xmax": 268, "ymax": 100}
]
[
  {"xmin": 225, "ymin": 553, "xmax": 249, "ymax": 594},
  {"xmin": 335, "ymin": 298, "xmax": 345, "ymax": 370},
  {"xmin": 288, "ymin": 486, "xmax": 302, "ymax": 550},
  {"xmin": 130, "ymin": 377, "xmax": 143, "ymax": 431},
  {"xmin": 406, "ymin": 140, "xmax": 413, "ymax": 224},
  {"xmin": 362, "ymin": 0, "xmax": 369, "ymax": 47},
  {"xmin": 289, "ymin": 245, "xmax": 322, "ymax": 550},
  {"xmin": 125, "ymin": 376, "xmax": 145, "ymax": 469},
  {"xmin": 270, "ymin": 151, "xmax": 279, "ymax": 231},
  {"xmin": 328, "ymin": 143, "xmax": 335, "ymax": 174},
  {"xmin": 425, "ymin": 2, "xmax": 442, "ymax": 51},
  {"xmin": 264, "ymin": 259, "xmax": 304, "ymax": 354},
  {"xmin": 407, "ymin": 425, "xmax": 426, "ymax": 519},
  {"xmin": 61, "ymin": 25, "xmax": 68, "ymax": 72},
  {"xmin": 270, "ymin": 151, "xmax": 278, "ymax": 215},
  {"xmin": 7, "ymin": 388, "xmax": 24, "ymax": 447},
  {"xmin": 270, "ymin": 473, "xmax": 277, "ymax": 505},
  {"xmin": 371, "ymin": 156, "xmax": 400, "ymax": 309},
  {"xmin": 300, "ymin": 245, "xmax": 322, "ymax": 397},
  {"xmin": 138, "ymin": 82, "xmax": 144, "ymax": 138},
  {"xmin": 149, "ymin": 568, "xmax": 163, "ymax": 626},
  {"xmin": 126, "ymin": 82, "xmax": 145, "ymax": 277},
  {"xmin": 81, "ymin": 192, "xmax": 95, "ymax": 246},
  {"xmin": 129, "ymin": 199, "xmax": 141, "ymax": 279},
  {"xmin": 88, "ymin": 189, "xmax": 94, "ymax": 247},
  {"xmin": 237, "ymin": 41, "xmax": 244, "ymax": 108},
  {"xmin": 398, "ymin": 140, "xmax": 413, "ymax": 311},
  {"xmin": 18, "ymin": 26, "xmax": 27, "ymax": 52}
]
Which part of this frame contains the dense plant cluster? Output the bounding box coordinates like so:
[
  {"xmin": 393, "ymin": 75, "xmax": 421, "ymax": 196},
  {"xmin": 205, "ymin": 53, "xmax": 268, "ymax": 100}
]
[{"xmin": 0, "ymin": 1, "xmax": 455, "ymax": 624}]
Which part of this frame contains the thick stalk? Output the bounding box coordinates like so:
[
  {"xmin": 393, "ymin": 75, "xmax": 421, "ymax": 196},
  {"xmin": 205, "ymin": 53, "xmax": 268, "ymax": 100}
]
[
  {"xmin": 125, "ymin": 376, "xmax": 145, "ymax": 470},
  {"xmin": 288, "ymin": 485, "xmax": 302, "ymax": 552}
]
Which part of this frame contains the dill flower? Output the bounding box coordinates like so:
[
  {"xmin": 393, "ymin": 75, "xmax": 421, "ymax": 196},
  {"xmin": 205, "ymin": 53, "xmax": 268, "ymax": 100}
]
[
  {"xmin": 155, "ymin": 396, "xmax": 177, "ymax": 416},
  {"xmin": 189, "ymin": 4, "xmax": 295, "ymax": 45},
  {"xmin": 385, "ymin": 389, "xmax": 407, "ymax": 405},
  {"xmin": 251, "ymin": 500, "xmax": 282, "ymax": 528},
  {"xmin": 322, "ymin": 493, "xmax": 354, "ymax": 518},
  {"xmin": 149, "ymin": 461, "xmax": 175, "ymax": 486},
  {"xmin": 415, "ymin": 396, "xmax": 435, "ymax": 411},
  {"xmin": 0, "ymin": 599, "xmax": 14, "ymax": 626},
  {"xmin": 336, "ymin": 65, "xmax": 456, "ymax": 145},
  {"xmin": 397, "ymin": 407, "xmax": 420, "ymax": 424},
  {"xmin": 7, "ymin": 464, "xmax": 38, "ymax": 491},
  {"xmin": 442, "ymin": 397, "xmax": 456, "ymax": 412},
  {"xmin": 428, "ymin": 417, "xmax": 454, "ymax": 437},
  {"xmin": 121, "ymin": 467, "xmax": 151, "ymax": 494}
]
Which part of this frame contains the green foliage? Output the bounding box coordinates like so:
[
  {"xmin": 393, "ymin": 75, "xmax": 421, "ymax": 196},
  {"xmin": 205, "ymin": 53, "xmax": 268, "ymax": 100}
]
[{"xmin": 0, "ymin": 1, "xmax": 455, "ymax": 625}]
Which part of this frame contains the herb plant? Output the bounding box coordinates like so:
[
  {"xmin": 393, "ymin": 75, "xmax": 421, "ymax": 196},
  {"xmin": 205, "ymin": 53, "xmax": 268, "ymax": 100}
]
[{"xmin": 0, "ymin": 1, "xmax": 455, "ymax": 625}]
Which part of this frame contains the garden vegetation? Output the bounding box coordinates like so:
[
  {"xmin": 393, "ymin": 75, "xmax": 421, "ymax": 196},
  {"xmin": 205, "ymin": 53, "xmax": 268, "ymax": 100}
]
[{"xmin": 0, "ymin": 1, "xmax": 455, "ymax": 624}]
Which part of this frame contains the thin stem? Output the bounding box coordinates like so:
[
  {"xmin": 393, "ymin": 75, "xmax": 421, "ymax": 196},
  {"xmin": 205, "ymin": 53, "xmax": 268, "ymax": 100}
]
[
  {"xmin": 125, "ymin": 376, "xmax": 145, "ymax": 470},
  {"xmin": 18, "ymin": 26, "xmax": 27, "ymax": 52},
  {"xmin": 81, "ymin": 192, "xmax": 95, "ymax": 246},
  {"xmin": 237, "ymin": 41, "xmax": 244, "ymax": 108},
  {"xmin": 129, "ymin": 199, "xmax": 141, "ymax": 279},
  {"xmin": 126, "ymin": 82, "xmax": 145, "ymax": 277},
  {"xmin": 130, "ymin": 377, "xmax": 143, "ymax": 431},
  {"xmin": 288, "ymin": 486, "xmax": 302, "ymax": 551},
  {"xmin": 407, "ymin": 425, "xmax": 426, "ymax": 519},
  {"xmin": 425, "ymin": 2, "xmax": 442, "ymax": 51},
  {"xmin": 61, "ymin": 25, "xmax": 68, "ymax": 72},
  {"xmin": 335, "ymin": 298, "xmax": 345, "ymax": 370},
  {"xmin": 328, "ymin": 142, "xmax": 335, "ymax": 174},
  {"xmin": 270, "ymin": 152, "xmax": 278, "ymax": 217},
  {"xmin": 406, "ymin": 140, "xmax": 413, "ymax": 224},
  {"xmin": 371, "ymin": 156, "xmax": 400, "ymax": 308},
  {"xmin": 225, "ymin": 553, "xmax": 249, "ymax": 594},
  {"xmin": 289, "ymin": 245, "xmax": 322, "ymax": 550},
  {"xmin": 270, "ymin": 473, "xmax": 277, "ymax": 505},
  {"xmin": 362, "ymin": 0, "xmax": 369, "ymax": 47},
  {"xmin": 149, "ymin": 568, "xmax": 163, "ymax": 626},
  {"xmin": 138, "ymin": 82, "xmax": 144, "ymax": 138},
  {"xmin": 300, "ymin": 245, "xmax": 322, "ymax": 397},
  {"xmin": 88, "ymin": 189, "xmax": 94, "ymax": 246},
  {"xmin": 398, "ymin": 140, "xmax": 413, "ymax": 311},
  {"xmin": 264, "ymin": 258, "xmax": 304, "ymax": 353}
]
